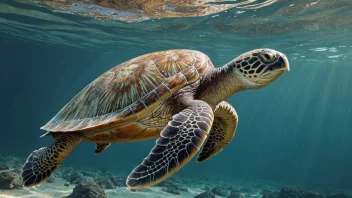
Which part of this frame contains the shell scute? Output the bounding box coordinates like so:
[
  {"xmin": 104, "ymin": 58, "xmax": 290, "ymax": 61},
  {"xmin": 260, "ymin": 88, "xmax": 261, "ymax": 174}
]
[
  {"xmin": 182, "ymin": 67, "xmax": 199, "ymax": 82},
  {"xmin": 154, "ymin": 84, "xmax": 172, "ymax": 101},
  {"xmin": 164, "ymin": 73, "xmax": 188, "ymax": 92}
]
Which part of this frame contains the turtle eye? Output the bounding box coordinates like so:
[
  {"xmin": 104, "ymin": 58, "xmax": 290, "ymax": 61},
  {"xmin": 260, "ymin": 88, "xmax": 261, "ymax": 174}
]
[{"xmin": 259, "ymin": 52, "xmax": 275, "ymax": 63}]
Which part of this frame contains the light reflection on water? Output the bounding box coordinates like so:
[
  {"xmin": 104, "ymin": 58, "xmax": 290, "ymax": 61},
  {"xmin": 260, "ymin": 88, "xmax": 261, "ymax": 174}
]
[{"xmin": 1, "ymin": 1, "xmax": 351, "ymax": 55}]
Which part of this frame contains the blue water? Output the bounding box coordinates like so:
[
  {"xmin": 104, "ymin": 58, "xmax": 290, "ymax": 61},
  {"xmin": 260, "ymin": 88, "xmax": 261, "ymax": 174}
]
[{"xmin": 1, "ymin": 0, "xmax": 352, "ymax": 194}]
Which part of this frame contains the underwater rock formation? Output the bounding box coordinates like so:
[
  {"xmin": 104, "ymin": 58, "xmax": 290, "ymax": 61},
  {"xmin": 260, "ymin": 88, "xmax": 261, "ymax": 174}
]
[
  {"xmin": 67, "ymin": 180, "xmax": 107, "ymax": 198},
  {"xmin": 261, "ymin": 190, "xmax": 279, "ymax": 198},
  {"xmin": 81, "ymin": 171, "xmax": 97, "ymax": 178},
  {"xmin": 279, "ymin": 187, "xmax": 306, "ymax": 198},
  {"xmin": 59, "ymin": 167, "xmax": 75, "ymax": 179},
  {"xmin": 239, "ymin": 187, "xmax": 253, "ymax": 193},
  {"xmin": 211, "ymin": 186, "xmax": 229, "ymax": 196},
  {"xmin": 228, "ymin": 192, "xmax": 245, "ymax": 198},
  {"xmin": 0, "ymin": 171, "xmax": 22, "ymax": 189},
  {"xmin": 278, "ymin": 187, "xmax": 326, "ymax": 198},
  {"xmin": 94, "ymin": 176, "xmax": 115, "ymax": 189},
  {"xmin": 194, "ymin": 191, "xmax": 216, "ymax": 198},
  {"xmin": 67, "ymin": 172, "xmax": 86, "ymax": 185}
]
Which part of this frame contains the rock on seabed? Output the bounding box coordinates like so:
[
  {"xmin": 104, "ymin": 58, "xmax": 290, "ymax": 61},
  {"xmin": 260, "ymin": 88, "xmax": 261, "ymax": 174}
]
[
  {"xmin": 0, "ymin": 171, "xmax": 22, "ymax": 190},
  {"xmin": 67, "ymin": 180, "xmax": 107, "ymax": 198}
]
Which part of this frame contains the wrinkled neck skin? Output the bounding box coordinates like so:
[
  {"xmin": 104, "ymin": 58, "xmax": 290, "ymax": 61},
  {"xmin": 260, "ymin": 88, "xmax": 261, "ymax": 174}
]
[{"xmin": 195, "ymin": 62, "xmax": 264, "ymax": 108}]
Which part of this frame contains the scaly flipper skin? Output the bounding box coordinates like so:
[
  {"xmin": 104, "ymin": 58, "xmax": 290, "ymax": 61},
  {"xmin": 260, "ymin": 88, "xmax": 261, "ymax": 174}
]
[
  {"xmin": 126, "ymin": 100, "xmax": 214, "ymax": 189},
  {"xmin": 21, "ymin": 134, "xmax": 83, "ymax": 187},
  {"xmin": 95, "ymin": 143, "xmax": 111, "ymax": 154},
  {"xmin": 197, "ymin": 101, "xmax": 238, "ymax": 162}
]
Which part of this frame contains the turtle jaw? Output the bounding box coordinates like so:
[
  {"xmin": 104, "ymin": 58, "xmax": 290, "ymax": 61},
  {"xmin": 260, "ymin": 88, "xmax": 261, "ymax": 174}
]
[{"xmin": 255, "ymin": 70, "xmax": 284, "ymax": 85}]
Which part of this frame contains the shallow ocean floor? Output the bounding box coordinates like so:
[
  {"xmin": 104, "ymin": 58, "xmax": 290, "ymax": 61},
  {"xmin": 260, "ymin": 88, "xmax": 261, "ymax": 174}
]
[
  {"xmin": 0, "ymin": 151, "xmax": 351, "ymax": 198},
  {"xmin": 0, "ymin": 178, "xmax": 203, "ymax": 198}
]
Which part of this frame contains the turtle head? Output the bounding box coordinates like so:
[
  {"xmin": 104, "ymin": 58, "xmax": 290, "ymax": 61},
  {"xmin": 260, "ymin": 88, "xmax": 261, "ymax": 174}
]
[{"xmin": 231, "ymin": 49, "xmax": 289, "ymax": 88}]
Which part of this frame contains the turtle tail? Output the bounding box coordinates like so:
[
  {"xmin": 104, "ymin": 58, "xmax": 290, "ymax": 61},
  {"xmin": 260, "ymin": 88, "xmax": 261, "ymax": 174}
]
[{"xmin": 21, "ymin": 133, "xmax": 83, "ymax": 187}]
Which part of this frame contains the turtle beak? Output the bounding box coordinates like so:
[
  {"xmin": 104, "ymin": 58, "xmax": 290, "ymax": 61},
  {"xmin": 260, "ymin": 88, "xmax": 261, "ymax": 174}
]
[
  {"xmin": 255, "ymin": 51, "xmax": 290, "ymax": 85},
  {"xmin": 275, "ymin": 52, "xmax": 290, "ymax": 72}
]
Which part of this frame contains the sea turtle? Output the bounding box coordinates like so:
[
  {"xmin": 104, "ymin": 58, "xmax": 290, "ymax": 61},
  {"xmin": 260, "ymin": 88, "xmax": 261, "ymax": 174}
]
[{"xmin": 21, "ymin": 49, "xmax": 289, "ymax": 189}]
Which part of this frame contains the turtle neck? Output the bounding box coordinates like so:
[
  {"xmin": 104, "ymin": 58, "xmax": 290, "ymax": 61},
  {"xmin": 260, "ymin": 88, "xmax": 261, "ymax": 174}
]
[{"xmin": 195, "ymin": 62, "xmax": 255, "ymax": 108}]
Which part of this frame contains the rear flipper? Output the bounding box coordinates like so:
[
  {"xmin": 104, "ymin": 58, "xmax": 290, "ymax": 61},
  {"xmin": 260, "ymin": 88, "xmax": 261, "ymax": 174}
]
[
  {"xmin": 95, "ymin": 143, "xmax": 111, "ymax": 154},
  {"xmin": 21, "ymin": 133, "xmax": 83, "ymax": 187}
]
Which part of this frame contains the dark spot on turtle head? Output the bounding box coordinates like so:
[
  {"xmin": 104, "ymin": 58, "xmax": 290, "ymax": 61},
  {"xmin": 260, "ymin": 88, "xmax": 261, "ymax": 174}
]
[
  {"xmin": 252, "ymin": 61, "xmax": 261, "ymax": 69},
  {"xmin": 241, "ymin": 62, "xmax": 248, "ymax": 67},
  {"xmin": 256, "ymin": 65, "xmax": 266, "ymax": 73},
  {"xmin": 248, "ymin": 57, "xmax": 258, "ymax": 64}
]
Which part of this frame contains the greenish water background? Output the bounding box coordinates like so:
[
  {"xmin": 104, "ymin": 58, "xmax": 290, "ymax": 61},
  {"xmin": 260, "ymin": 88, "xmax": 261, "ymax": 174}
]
[{"xmin": 1, "ymin": 0, "xmax": 352, "ymax": 192}]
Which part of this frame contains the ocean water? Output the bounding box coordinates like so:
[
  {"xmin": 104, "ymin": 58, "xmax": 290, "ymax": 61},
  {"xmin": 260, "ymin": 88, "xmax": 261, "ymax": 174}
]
[{"xmin": 1, "ymin": 0, "xmax": 352, "ymax": 197}]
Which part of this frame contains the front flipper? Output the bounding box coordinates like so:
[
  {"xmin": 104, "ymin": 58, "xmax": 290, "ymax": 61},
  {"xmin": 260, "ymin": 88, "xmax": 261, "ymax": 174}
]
[
  {"xmin": 197, "ymin": 101, "xmax": 238, "ymax": 162},
  {"xmin": 126, "ymin": 100, "xmax": 214, "ymax": 189},
  {"xmin": 95, "ymin": 143, "xmax": 111, "ymax": 154}
]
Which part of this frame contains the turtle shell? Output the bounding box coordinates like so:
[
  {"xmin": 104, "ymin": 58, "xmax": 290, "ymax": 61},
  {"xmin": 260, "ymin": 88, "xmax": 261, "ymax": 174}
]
[{"xmin": 41, "ymin": 49, "xmax": 213, "ymax": 134}]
